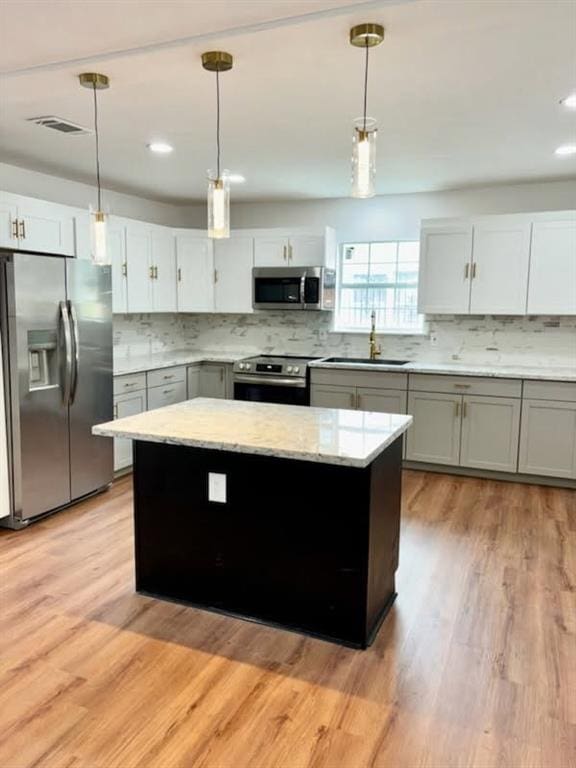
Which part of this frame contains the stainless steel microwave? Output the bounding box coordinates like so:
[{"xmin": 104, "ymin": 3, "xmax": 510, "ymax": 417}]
[{"xmin": 252, "ymin": 267, "xmax": 336, "ymax": 311}]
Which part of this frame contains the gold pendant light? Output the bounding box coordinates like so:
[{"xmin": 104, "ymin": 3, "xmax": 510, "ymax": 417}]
[
  {"xmin": 349, "ymin": 24, "xmax": 384, "ymax": 199},
  {"xmin": 79, "ymin": 72, "xmax": 110, "ymax": 264},
  {"xmin": 202, "ymin": 51, "xmax": 233, "ymax": 239}
]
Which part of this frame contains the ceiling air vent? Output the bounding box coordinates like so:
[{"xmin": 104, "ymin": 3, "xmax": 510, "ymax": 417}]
[{"xmin": 26, "ymin": 116, "xmax": 92, "ymax": 135}]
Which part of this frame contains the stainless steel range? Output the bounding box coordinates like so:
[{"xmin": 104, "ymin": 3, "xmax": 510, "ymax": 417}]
[{"xmin": 232, "ymin": 355, "xmax": 319, "ymax": 406}]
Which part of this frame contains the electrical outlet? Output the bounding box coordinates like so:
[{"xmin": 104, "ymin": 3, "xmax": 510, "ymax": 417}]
[{"xmin": 208, "ymin": 472, "xmax": 227, "ymax": 503}]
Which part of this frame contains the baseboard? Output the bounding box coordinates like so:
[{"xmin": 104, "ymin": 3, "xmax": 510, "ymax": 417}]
[{"xmin": 402, "ymin": 461, "xmax": 576, "ymax": 489}]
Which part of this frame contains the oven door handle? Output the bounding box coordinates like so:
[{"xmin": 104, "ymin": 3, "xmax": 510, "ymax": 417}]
[{"xmin": 233, "ymin": 374, "xmax": 307, "ymax": 388}]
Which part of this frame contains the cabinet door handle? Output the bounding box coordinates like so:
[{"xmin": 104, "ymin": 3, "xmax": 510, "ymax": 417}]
[
  {"xmin": 453, "ymin": 383, "xmax": 471, "ymax": 389},
  {"xmin": 149, "ymin": 265, "xmax": 154, "ymax": 279},
  {"xmin": 114, "ymin": 404, "xmax": 119, "ymax": 419},
  {"xmin": 121, "ymin": 262, "xmax": 128, "ymax": 277},
  {"xmin": 289, "ymin": 244, "xmax": 293, "ymax": 261},
  {"xmin": 454, "ymin": 401, "xmax": 460, "ymax": 418},
  {"xmin": 220, "ymin": 368, "xmax": 224, "ymax": 383},
  {"xmin": 462, "ymin": 401, "xmax": 468, "ymax": 419},
  {"xmin": 464, "ymin": 263, "xmax": 469, "ymax": 279},
  {"xmin": 163, "ymin": 374, "xmax": 174, "ymax": 380},
  {"xmin": 19, "ymin": 220, "xmax": 26, "ymax": 239},
  {"xmin": 11, "ymin": 219, "xmax": 19, "ymax": 240},
  {"xmin": 214, "ymin": 269, "xmax": 218, "ymax": 283},
  {"xmin": 162, "ymin": 388, "xmax": 174, "ymax": 395},
  {"xmin": 177, "ymin": 267, "xmax": 182, "ymax": 282},
  {"xmin": 282, "ymin": 245, "xmax": 287, "ymax": 261},
  {"xmin": 471, "ymin": 262, "xmax": 477, "ymax": 279}
]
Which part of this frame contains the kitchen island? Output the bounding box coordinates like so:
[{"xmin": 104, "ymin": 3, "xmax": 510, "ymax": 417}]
[{"xmin": 93, "ymin": 398, "xmax": 412, "ymax": 648}]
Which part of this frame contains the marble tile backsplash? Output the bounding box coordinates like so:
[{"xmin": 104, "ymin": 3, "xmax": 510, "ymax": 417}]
[{"xmin": 113, "ymin": 312, "xmax": 576, "ymax": 369}]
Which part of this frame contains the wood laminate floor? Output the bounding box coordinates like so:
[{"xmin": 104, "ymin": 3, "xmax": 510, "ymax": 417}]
[{"xmin": 0, "ymin": 471, "xmax": 574, "ymax": 768}]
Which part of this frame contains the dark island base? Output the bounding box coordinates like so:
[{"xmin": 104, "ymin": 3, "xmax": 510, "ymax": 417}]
[{"xmin": 132, "ymin": 437, "xmax": 403, "ymax": 649}]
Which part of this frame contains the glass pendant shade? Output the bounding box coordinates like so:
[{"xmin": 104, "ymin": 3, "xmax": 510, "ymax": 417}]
[
  {"xmin": 90, "ymin": 210, "xmax": 109, "ymax": 265},
  {"xmin": 207, "ymin": 175, "xmax": 230, "ymax": 239},
  {"xmin": 351, "ymin": 118, "xmax": 377, "ymax": 198}
]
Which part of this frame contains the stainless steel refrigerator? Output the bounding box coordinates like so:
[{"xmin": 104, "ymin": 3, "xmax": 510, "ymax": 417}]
[{"xmin": 0, "ymin": 251, "xmax": 113, "ymax": 528}]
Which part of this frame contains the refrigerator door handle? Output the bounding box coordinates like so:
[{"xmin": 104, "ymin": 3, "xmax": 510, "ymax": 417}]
[
  {"xmin": 68, "ymin": 301, "xmax": 80, "ymax": 404},
  {"xmin": 59, "ymin": 301, "xmax": 73, "ymax": 407}
]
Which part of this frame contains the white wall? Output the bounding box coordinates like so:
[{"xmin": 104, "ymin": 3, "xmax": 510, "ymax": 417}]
[
  {"xmin": 226, "ymin": 179, "xmax": 576, "ymax": 242},
  {"xmin": 0, "ymin": 162, "xmax": 203, "ymax": 228}
]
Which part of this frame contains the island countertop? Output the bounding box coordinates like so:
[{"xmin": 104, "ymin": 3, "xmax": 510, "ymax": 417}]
[{"xmin": 93, "ymin": 397, "xmax": 412, "ymax": 468}]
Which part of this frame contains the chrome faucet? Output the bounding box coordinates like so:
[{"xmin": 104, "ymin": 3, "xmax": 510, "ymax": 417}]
[{"xmin": 369, "ymin": 310, "xmax": 381, "ymax": 360}]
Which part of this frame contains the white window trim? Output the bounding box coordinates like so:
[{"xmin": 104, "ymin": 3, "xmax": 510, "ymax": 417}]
[{"xmin": 332, "ymin": 240, "xmax": 427, "ymax": 335}]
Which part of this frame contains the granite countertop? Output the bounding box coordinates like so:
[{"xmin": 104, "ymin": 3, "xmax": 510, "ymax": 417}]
[
  {"xmin": 309, "ymin": 359, "xmax": 576, "ymax": 382},
  {"xmin": 114, "ymin": 349, "xmax": 251, "ymax": 375},
  {"xmin": 93, "ymin": 398, "xmax": 412, "ymax": 468}
]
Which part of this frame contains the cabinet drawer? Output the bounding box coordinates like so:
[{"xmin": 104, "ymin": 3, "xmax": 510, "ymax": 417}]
[
  {"xmin": 408, "ymin": 373, "xmax": 521, "ymax": 398},
  {"xmin": 113, "ymin": 373, "xmax": 147, "ymax": 395},
  {"xmin": 147, "ymin": 365, "xmax": 187, "ymax": 388},
  {"xmin": 523, "ymin": 380, "xmax": 576, "ymax": 403},
  {"xmin": 311, "ymin": 368, "xmax": 407, "ymax": 391},
  {"xmin": 147, "ymin": 380, "xmax": 187, "ymax": 410}
]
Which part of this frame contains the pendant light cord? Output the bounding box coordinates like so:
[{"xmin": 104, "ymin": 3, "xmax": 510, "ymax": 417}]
[
  {"xmin": 93, "ymin": 83, "xmax": 102, "ymax": 211},
  {"xmin": 363, "ymin": 42, "xmax": 369, "ymax": 131},
  {"xmin": 216, "ymin": 69, "xmax": 221, "ymax": 179}
]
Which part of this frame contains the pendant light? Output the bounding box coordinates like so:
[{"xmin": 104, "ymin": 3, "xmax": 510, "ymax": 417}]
[
  {"xmin": 79, "ymin": 72, "xmax": 110, "ymax": 264},
  {"xmin": 201, "ymin": 51, "xmax": 233, "ymax": 239},
  {"xmin": 349, "ymin": 24, "xmax": 384, "ymax": 198}
]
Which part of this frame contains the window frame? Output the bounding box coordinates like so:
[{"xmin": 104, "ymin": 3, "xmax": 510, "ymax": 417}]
[{"xmin": 333, "ymin": 239, "xmax": 426, "ymax": 335}]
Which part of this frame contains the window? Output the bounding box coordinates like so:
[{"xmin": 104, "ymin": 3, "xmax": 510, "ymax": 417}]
[{"xmin": 335, "ymin": 240, "xmax": 424, "ymax": 333}]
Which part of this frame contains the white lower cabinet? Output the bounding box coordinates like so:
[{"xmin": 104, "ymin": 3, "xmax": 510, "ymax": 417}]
[
  {"xmin": 311, "ymin": 384, "xmax": 356, "ymax": 409},
  {"xmin": 518, "ymin": 399, "xmax": 576, "ymax": 479},
  {"xmin": 406, "ymin": 392, "xmax": 462, "ymax": 465},
  {"xmin": 199, "ymin": 364, "xmax": 229, "ymax": 399},
  {"xmin": 113, "ymin": 389, "xmax": 146, "ymax": 471},
  {"xmin": 460, "ymin": 395, "xmax": 520, "ymax": 473}
]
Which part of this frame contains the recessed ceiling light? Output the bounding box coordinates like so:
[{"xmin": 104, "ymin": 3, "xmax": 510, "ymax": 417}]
[
  {"xmin": 147, "ymin": 142, "xmax": 173, "ymax": 154},
  {"xmin": 560, "ymin": 94, "xmax": 576, "ymax": 109},
  {"xmin": 554, "ymin": 144, "xmax": 576, "ymax": 156},
  {"xmin": 225, "ymin": 173, "xmax": 246, "ymax": 184}
]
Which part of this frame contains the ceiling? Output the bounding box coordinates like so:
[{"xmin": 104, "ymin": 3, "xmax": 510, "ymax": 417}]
[{"xmin": 1, "ymin": 0, "xmax": 575, "ymax": 203}]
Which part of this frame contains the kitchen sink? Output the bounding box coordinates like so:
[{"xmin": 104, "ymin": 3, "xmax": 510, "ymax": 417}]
[{"xmin": 322, "ymin": 357, "xmax": 409, "ymax": 366}]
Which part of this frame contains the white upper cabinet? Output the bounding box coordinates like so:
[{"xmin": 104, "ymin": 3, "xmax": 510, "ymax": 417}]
[
  {"xmin": 289, "ymin": 235, "xmax": 327, "ymax": 267},
  {"xmin": 151, "ymin": 227, "xmax": 177, "ymax": 313},
  {"xmin": 126, "ymin": 222, "xmax": 154, "ymax": 313},
  {"xmin": 418, "ymin": 223, "xmax": 473, "ymax": 314},
  {"xmin": 109, "ymin": 217, "xmax": 129, "ymax": 314},
  {"xmin": 0, "ymin": 196, "xmax": 19, "ymax": 249},
  {"xmin": 214, "ymin": 235, "xmax": 254, "ymax": 313},
  {"xmin": 252, "ymin": 228, "xmax": 335, "ymax": 268},
  {"xmin": 418, "ymin": 212, "xmax": 575, "ymax": 316},
  {"xmin": 0, "ymin": 192, "xmax": 76, "ymax": 256},
  {"xmin": 176, "ymin": 231, "xmax": 214, "ymax": 312},
  {"xmin": 527, "ymin": 216, "xmax": 576, "ymax": 315},
  {"xmin": 469, "ymin": 217, "xmax": 531, "ymax": 314},
  {"xmin": 254, "ymin": 235, "xmax": 289, "ymax": 267}
]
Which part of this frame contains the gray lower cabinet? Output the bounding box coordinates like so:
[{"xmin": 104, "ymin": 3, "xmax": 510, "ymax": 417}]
[
  {"xmin": 147, "ymin": 380, "xmax": 187, "ymax": 410},
  {"xmin": 187, "ymin": 364, "xmax": 201, "ymax": 398},
  {"xmin": 518, "ymin": 399, "xmax": 576, "ymax": 479},
  {"xmin": 356, "ymin": 388, "xmax": 407, "ymax": 415},
  {"xmin": 199, "ymin": 363, "xmax": 229, "ymax": 399},
  {"xmin": 113, "ymin": 389, "xmax": 146, "ymax": 471},
  {"xmin": 460, "ymin": 395, "xmax": 521, "ymax": 473},
  {"xmin": 405, "ymin": 391, "xmax": 461, "ymax": 465},
  {"xmin": 311, "ymin": 384, "xmax": 356, "ymax": 409}
]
